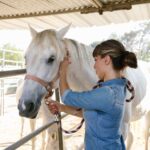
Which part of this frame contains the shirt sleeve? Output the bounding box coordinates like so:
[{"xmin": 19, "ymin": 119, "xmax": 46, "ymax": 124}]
[{"xmin": 61, "ymin": 86, "xmax": 114, "ymax": 112}]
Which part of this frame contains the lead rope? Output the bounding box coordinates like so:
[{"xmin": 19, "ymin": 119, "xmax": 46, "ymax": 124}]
[
  {"xmin": 122, "ymin": 77, "xmax": 135, "ymax": 102},
  {"xmin": 44, "ymin": 87, "xmax": 85, "ymax": 134},
  {"xmin": 61, "ymin": 112, "xmax": 84, "ymax": 134}
]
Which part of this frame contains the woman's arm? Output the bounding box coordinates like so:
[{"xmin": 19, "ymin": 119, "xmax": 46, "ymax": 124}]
[
  {"xmin": 59, "ymin": 54, "xmax": 71, "ymax": 96},
  {"xmin": 59, "ymin": 72, "xmax": 69, "ymax": 96},
  {"xmin": 48, "ymin": 100, "xmax": 83, "ymax": 118},
  {"xmin": 60, "ymin": 104, "xmax": 83, "ymax": 118}
]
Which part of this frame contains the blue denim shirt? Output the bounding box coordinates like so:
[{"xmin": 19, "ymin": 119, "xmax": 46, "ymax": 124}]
[{"xmin": 62, "ymin": 78, "xmax": 126, "ymax": 150}]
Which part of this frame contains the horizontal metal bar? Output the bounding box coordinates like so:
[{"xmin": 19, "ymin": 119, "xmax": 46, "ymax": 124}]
[
  {"xmin": 0, "ymin": 69, "xmax": 26, "ymax": 78},
  {"xmin": 0, "ymin": 59, "xmax": 23, "ymax": 63},
  {"xmin": 5, "ymin": 120, "xmax": 58, "ymax": 150},
  {"xmin": 0, "ymin": 49, "xmax": 23, "ymax": 53}
]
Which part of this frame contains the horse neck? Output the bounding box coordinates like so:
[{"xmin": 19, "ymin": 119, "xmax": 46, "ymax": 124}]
[{"xmin": 62, "ymin": 39, "xmax": 98, "ymax": 91}]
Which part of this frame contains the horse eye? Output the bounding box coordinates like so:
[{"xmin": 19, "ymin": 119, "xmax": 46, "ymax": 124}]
[{"xmin": 47, "ymin": 55, "xmax": 55, "ymax": 64}]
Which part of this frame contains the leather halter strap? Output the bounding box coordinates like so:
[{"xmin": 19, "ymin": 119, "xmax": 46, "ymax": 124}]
[
  {"xmin": 25, "ymin": 72, "xmax": 60, "ymax": 97},
  {"xmin": 25, "ymin": 74, "xmax": 52, "ymax": 91}
]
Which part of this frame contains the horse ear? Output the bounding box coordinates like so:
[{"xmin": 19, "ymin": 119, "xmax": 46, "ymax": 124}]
[
  {"xmin": 28, "ymin": 25, "xmax": 37, "ymax": 38},
  {"xmin": 57, "ymin": 24, "xmax": 71, "ymax": 38}
]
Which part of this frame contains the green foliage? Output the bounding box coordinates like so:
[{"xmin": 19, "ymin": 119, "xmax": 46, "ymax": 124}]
[{"xmin": 0, "ymin": 43, "xmax": 24, "ymax": 66}]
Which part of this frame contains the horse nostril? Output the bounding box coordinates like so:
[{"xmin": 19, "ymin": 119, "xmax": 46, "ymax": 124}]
[{"xmin": 25, "ymin": 102, "xmax": 35, "ymax": 112}]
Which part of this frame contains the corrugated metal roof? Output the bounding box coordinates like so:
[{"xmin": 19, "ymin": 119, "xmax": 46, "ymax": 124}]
[{"xmin": 0, "ymin": 0, "xmax": 149, "ymax": 29}]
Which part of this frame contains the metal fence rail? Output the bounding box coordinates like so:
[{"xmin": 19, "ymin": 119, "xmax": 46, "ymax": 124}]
[
  {"xmin": 4, "ymin": 120, "xmax": 58, "ymax": 150},
  {"xmin": 0, "ymin": 48, "xmax": 24, "ymax": 70},
  {"xmin": 0, "ymin": 69, "xmax": 26, "ymax": 78}
]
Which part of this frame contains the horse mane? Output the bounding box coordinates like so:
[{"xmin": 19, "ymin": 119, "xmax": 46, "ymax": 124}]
[{"xmin": 61, "ymin": 38, "xmax": 98, "ymax": 91}]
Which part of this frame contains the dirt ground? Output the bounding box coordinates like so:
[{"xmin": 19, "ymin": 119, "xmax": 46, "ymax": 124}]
[{"xmin": 0, "ymin": 94, "xmax": 149, "ymax": 150}]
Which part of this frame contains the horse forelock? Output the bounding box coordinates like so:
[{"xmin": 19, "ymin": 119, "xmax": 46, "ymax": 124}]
[{"xmin": 26, "ymin": 29, "xmax": 66, "ymax": 60}]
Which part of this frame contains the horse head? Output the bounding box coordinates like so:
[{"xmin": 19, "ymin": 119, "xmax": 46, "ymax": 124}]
[{"xmin": 18, "ymin": 25, "xmax": 70, "ymax": 118}]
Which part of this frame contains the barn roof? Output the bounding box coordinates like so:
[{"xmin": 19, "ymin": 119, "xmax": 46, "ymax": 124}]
[{"xmin": 0, "ymin": 0, "xmax": 149, "ymax": 29}]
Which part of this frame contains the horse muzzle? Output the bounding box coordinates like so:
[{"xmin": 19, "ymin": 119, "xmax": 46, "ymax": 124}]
[{"xmin": 18, "ymin": 99, "xmax": 41, "ymax": 119}]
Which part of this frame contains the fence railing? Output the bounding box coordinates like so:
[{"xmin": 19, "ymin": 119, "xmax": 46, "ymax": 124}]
[
  {"xmin": 0, "ymin": 69, "xmax": 26, "ymax": 78},
  {"xmin": 0, "ymin": 49, "xmax": 24, "ymax": 70},
  {"xmin": 4, "ymin": 120, "xmax": 58, "ymax": 150},
  {"xmin": 4, "ymin": 113, "xmax": 68, "ymax": 150},
  {"xmin": 0, "ymin": 48, "xmax": 24, "ymax": 115}
]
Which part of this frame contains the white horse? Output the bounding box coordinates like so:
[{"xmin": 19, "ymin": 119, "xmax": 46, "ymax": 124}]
[
  {"xmin": 17, "ymin": 25, "xmax": 149, "ymax": 150},
  {"xmin": 137, "ymin": 61, "xmax": 150, "ymax": 150}
]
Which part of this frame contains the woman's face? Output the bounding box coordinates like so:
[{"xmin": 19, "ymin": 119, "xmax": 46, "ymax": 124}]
[{"xmin": 94, "ymin": 55, "xmax": 106, "ymax": 79}]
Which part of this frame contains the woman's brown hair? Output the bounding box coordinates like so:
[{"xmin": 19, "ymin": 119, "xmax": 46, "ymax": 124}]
[{"xmin": 93, "ymin": 39, "xmax": 137, "ymax": 70}]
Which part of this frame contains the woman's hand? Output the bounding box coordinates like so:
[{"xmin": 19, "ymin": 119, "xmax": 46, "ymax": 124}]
[
  {"xmin": 59, "ymin": 51, "xmax": 71, "ymax": 76},
  {"xmin": 59, "ymin": 52, "xmax": 71, "ymax": 95},
  {"xmin": 46, "ymin": 99, "xmax": 83, "ymax": 118},
  {"xmin": 47, "ymin": 100, "xmax": 61, "ymax": 115}
]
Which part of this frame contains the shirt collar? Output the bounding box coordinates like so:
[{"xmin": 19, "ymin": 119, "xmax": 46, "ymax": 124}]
[{"xmin": 98, "ymin": 78, "xmax": 127, "ymax": 87}]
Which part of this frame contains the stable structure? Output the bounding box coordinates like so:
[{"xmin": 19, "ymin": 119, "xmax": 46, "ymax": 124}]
[
  {"xmin": 0, "ymin": 0, "xmax": 149, "ymax": 29},
  {"xmin": 0, "ymin": 1, "xmax": 150, "ymax": 150}
]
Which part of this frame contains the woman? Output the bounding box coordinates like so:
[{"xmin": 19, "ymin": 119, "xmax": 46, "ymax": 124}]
[{"xmin": 48, "ymin": 39, "xmax": 137, "ymax": 150}]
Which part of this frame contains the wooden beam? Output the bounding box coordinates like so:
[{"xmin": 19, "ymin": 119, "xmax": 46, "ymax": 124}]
[
  {"xmin": 81, "ymin": 3, "xmax": 132, "ymax": 14},
  {"xmin": 91, "ymin": 0, "xmax": 103, "ymax": 8},
  {"xmin": 0, "ymin": 7, "xmax": 86, "ymax": 20},
  {"xmin": 0, "ymin": 0, "xmax": 149, "ymax": 20}
]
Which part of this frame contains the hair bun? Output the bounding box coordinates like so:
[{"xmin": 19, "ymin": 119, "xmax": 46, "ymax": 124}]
[
  {"xmin": 124, "ymin": 51, "xmax": 137, "ymax": 68},
  {"xmin": 124, "ymin": 51, "xmax": 130, "ymax": 56}
]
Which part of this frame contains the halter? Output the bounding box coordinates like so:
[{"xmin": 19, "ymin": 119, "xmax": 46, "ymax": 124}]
[{"xmin": 25, "ymin": 73, "xmax": 59, "ymax": 98}]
